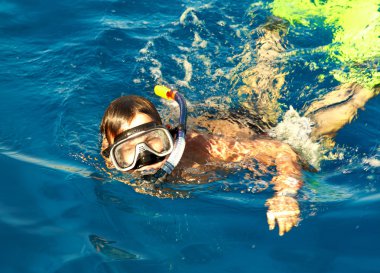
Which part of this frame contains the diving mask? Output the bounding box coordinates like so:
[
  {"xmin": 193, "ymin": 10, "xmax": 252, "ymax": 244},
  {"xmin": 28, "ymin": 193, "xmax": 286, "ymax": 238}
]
[{"xmin": 102, "ymin": 122, "xmax": 174, "ymax": 172}]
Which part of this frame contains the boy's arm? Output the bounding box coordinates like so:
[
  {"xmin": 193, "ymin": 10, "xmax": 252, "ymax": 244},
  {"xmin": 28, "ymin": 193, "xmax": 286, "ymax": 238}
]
[
  {"xmin": 208, "ymin": 136, "xmax": 303, "ymax": 235},
  {"xmin": 208, "ymin": 137, "xmax": 303, "ymax": 191},
  {"xmin": 263, "ymin": 144, "xmax": 303, "ymax": 236}
]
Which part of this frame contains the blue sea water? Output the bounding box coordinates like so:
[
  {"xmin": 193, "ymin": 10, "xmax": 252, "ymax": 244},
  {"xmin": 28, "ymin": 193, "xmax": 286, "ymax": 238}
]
[{"xmin": 0, "ymin": 0, "xmax": 379, "ymax": 272}]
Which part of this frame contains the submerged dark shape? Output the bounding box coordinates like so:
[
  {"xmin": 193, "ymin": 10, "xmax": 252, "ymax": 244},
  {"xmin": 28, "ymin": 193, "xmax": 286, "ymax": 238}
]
[{"xmin": 89, "ymin": 234, "xmax": 138, "ymax": 260}]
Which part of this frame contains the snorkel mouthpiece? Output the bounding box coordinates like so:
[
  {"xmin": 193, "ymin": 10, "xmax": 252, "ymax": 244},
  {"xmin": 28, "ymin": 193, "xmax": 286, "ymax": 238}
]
[
  {"xmin": 152, "ymin": 85, "xmax": 187, "ymax": 184},
  {"xmin": 135, "ymin": 150, "xmax": 162, "ymax": 169}
]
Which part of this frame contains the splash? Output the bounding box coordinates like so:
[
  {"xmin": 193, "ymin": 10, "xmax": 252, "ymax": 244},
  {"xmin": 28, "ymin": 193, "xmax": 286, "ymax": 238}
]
[
  {"xmin": 363, "ymin": 158, "xmax": 380, "ymax": 168},
  {"xmin": 196, "ymin": 54, "xmax": 211, "ymax": 75},
  {"xmin": 171, "ymin": 55, "xmax": 193, "ymax": 87},
  {"xmin": 269, "ymin": 0, "xmax": 380, "ymax": 89},
  {"xmin": 268, "ymin": 107, "xmax": 321, "ymax": 169},
  {"xmin": 192, "ymin": 32, "xmax": 208, "ymax": 48},
  {"xmin": 179, "ymin": 7, "xmax": 202, "ymax": 27}
]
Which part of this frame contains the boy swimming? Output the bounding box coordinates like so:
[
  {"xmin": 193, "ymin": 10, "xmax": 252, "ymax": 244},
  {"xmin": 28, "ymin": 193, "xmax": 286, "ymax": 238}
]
[
  {"xmin": 100, "ymin": 85, "xmax": 304, "ymax": 236},
  {"xmin": 99, "ymin": 1, "xmax": 379, "ymax": 237}
]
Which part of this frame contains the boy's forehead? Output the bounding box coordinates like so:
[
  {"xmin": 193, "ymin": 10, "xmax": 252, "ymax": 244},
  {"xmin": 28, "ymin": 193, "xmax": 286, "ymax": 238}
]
[{"xmin": 119, "ymin": 112, "xmax": 155, "ymax": 132}]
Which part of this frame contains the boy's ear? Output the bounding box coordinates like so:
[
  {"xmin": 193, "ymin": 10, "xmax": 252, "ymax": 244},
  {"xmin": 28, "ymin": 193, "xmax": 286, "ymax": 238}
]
[
  {"xmin": 101, "ymin": 136, "xmax": 109, "ymax": 152},
  {"xmin": 101, "ymin": 136, "xmax": 115, "ymax": 169}
]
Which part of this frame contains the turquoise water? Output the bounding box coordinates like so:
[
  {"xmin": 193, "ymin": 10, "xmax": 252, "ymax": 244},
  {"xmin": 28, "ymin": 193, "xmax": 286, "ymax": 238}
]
[{"xmin": 1, "ymin": 0, "xmax": 379, "ymax": 272}]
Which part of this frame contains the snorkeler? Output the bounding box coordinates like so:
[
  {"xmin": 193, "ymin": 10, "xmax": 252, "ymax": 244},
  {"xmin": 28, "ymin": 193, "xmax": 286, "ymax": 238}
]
[
  {"xmin": 100, "ymin": 0, "xmax": 379, "ymax": 237},
  {"xmin": 101, "ymin": 85, "xmax": 304, "ymax": 236}
]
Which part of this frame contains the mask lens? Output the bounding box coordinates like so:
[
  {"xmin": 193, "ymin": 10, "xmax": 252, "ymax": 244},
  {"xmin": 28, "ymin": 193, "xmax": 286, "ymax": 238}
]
[
  {"xmin": 113, "ymin": 143, "xmax": 136, "ymax": 168},
  {"xmin": 111, "ymin": 128, "xmax": 173, "ymax": 170},
  {"xmin": 143, "ymin": 130, "xmax": 171, "ymax": 152}
]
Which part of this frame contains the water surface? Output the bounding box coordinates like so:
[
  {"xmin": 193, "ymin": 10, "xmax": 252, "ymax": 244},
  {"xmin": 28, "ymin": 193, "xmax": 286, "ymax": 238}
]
[{"xmin": 0, "ymin": 0, "xmax": 379, "ymax": 272}]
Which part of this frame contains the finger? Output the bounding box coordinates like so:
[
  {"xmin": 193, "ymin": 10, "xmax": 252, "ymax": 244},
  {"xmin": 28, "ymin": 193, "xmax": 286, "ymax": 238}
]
[
  {"xmin": 278, "ymin": 218, "xmax": 286, "ymax": 236},
  {"xmin": 267, "ymin": 211, "xmax": 276, "ymax": 230},
  {"xmin": 285, "ymin": 221, "xmax": 293, "ymax": 233}
]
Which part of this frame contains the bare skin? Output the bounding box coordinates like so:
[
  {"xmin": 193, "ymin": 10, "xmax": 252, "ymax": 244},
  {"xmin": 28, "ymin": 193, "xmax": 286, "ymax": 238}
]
[
  {"xmin": 103, "ymin": 112, "xmax": 303, "ymax": 236},
  {"xmin": 194, "ymin": 131, "xmax": 303, "ymax": 236},
  {"xmin": 229, "ymin": 18, "xmax": 379, "ymax": 235},
  {"xmin": 305, "ymin": 83, "xmax": 379, "ymax": 139}
]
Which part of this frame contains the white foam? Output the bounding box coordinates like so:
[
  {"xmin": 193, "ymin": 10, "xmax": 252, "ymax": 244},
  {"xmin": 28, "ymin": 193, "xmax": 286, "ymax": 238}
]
[
  {"xmin": 139, "ymin": 41, "xmax": 154, "ymax": 55},
  {"xmin": 178, "ymin": 46, "xmax": 191, "ymax": 52},
  {"xmin": 363, "ymin": 158, "xmax": 380, "ymax": 167},
  {"xmin": 268, "ymin": 106, "xmax": 322, "ymax": 169},
  {"xmin": 102, "ymin": 18, "xmax": 149, "ymax": 30},
  {"xmin": 149, "ymin": 65, "xmax": 162, "ymax": 81},
  {"xmin": 192, "ymin": 32, "xmax": 207, "ymax": 48},
  {"xmin": 172, "ymin": 55, "xmax": 193, "ymax": 85},
  {"xmin": 179, "ymin": 7, "xmax": 195, "ymax": 25},
  {"xmin": 212, "ymin": 68, "xmax": 225, "ymax": 81},
  {"xmin": 146, "ymin": 57, "xmax": 162, "ymax": 81},
  {"xmin": 179, "ymin": 7, "xmax": 202, "ymax": 26},
  {"xmin": 183, "ymin": 58, "xmax": 193, "ymax": 82},
  {"xmin": 217, "ymin": 21, "xmax": 226, "ymax": 27},
  {"xmin": 175, "ymin": 80, "xmax": 190, "ymax": 88},
  {"xmin": 197, "ymin": 55, "xmax": 211, "ymax": 75}
]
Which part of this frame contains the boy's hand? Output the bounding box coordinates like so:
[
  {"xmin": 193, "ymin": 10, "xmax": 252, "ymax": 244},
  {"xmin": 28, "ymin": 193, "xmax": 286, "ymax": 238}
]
[{"xmin": 265, "ymin": 196, "xmax": 300, "ymax": 236}]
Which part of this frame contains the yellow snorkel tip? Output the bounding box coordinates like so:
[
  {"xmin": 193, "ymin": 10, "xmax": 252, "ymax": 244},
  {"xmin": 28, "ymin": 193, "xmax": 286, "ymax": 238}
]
[{"xmin": 154, "ymin": 85, "xmax": 176, "ymax": 100}]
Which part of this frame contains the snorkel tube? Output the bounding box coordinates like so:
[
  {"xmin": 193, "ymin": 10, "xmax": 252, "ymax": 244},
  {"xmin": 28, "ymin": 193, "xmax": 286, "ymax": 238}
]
[{"xmin": 152, "ymin": 85, "xmax": 187, "ymax": 184}]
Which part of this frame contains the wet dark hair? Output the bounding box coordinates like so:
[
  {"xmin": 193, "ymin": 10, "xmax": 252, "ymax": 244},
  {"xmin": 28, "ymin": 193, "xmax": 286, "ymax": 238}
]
[{"xmin": 100, "ymin": 95, "xmax": 162, "ymax": 147}]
